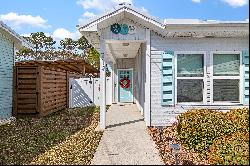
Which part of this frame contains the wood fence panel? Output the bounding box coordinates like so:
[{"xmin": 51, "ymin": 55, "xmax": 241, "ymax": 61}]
[
  {"xmin": 40, "ymin": 67, "xmax": 67, "ymax": 116},
  {"xmin": 15, "ymin": 66, "xmax": 38, "ymax": 114},
  {"xmin": 14, "ymin": 64, "xmax": 84, "ymax": 117}
]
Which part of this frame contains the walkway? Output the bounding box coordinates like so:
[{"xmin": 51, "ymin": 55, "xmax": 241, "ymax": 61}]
[{"xmin": 91, "ymin": 104, "xmax": 164, "ymax": 165}]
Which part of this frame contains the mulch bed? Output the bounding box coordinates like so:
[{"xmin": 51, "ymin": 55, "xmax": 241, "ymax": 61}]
[
  {"xmin": 148, "ymin": 123, "xmax": 210, "ymax": 165},
  {"xmin": 0, "ymin": 107, "xmax": 103, "ymax": 165}
]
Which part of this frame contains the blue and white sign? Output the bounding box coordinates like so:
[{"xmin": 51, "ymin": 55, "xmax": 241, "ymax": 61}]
[{"xmin": 111, "ymin": 23, "xmax": 137, "ymax": 35}]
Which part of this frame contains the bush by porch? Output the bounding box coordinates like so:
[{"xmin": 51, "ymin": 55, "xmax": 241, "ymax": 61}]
[{"xmin": 148, "ymin": 108, "xmax": 249, "ymax": 165}]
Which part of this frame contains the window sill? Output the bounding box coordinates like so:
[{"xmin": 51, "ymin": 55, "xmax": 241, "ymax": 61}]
[{"xmin": 174, "ymin": 104, "xmax": 248, "ymax": 110}]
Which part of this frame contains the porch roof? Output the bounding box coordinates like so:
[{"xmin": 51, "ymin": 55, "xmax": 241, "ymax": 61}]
[
  {"xmin": 78, "ymin": 3, "xmax": 249, "ymax": 46},
  {"xmin": 78, "ymin": 3, "xmax": 165, "ymax": 32}
]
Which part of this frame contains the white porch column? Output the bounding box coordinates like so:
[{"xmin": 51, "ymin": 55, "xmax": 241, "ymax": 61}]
[
  {"xmin": 100, "ymin": 39, "xmax": 106, "ymax": 130},
  {"xmin": 145, "ymin": 29, "xmax": 151, "ymax": 126},
  {"xmin": 114, "ymin": 63, "xmax": 118, "ymax": 103},
  {"xmin": 110, "ymin": 62, "xmax": 115, "ymax": 103}
]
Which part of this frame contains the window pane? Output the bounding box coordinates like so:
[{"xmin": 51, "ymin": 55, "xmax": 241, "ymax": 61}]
[
  {"xmin": 213, "ymin": 54, "xmax": 240, "ymax": 76},
  {"xmin": 177, "ymin": 79, "xmax": 203, "ymax": 102},
  {"xmin": 177, "ymin": 54, "xmax": 204, "ymax": 77},
  {"xmin": 213, "ymin": 79, "xmax": 239, "ymax": 102}
]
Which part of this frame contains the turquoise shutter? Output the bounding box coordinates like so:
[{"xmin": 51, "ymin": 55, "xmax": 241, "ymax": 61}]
[
  {"xmin": 243, "ymin": 50, "xmax": 249, "ymax": 105},
  {"xmin": 161, "ymin": 51, "xmax": 174, "ymax": 105}
]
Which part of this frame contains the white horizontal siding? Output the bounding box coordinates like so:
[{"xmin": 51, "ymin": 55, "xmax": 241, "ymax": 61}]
[{"xmin": 150, "ymin": 32, "xmax": 249, "ymax": 126}]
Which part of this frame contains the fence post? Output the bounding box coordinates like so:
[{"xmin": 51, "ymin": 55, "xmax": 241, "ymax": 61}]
[
  {"xmin": 66, "ymin": 71, "xmax": 69, "ymax": 108},
  {"xmin": 12, "ymin": 66, "xmax": 17, "ymax": 117}
]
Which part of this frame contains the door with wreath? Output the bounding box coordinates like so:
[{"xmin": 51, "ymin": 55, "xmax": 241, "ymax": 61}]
[{"xmin": 118, "ymin": 69, "xmax": 133, "ymax": 103}]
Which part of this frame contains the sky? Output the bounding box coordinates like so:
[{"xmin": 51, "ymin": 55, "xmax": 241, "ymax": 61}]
[{"xmin": 0, "ymin": 0, "xmax": 249, "ymax": 41}]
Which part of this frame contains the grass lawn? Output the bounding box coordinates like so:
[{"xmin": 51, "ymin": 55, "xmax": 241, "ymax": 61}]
[{"xmin": 0, "ymin": 106, "xmax": 103, "ymax": 165}]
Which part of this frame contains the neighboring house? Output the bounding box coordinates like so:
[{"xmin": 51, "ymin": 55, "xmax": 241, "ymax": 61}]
[
  {"xmin": 0, "ymin": 21, "xmax": 31, "ymax": 119},
  {"xmin": 80, "ymin": 3, "xmax": 249, "ymax": 129}
]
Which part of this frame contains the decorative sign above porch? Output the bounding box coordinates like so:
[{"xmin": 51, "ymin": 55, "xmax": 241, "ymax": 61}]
[{"xmin": 111, "ymin": 23, "xmax": 136, "ymax": 35}]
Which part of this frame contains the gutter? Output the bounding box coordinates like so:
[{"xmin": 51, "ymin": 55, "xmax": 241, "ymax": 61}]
[{"xmin": 0, "ymin": 21, "xmax": 33, "ymax": 49}]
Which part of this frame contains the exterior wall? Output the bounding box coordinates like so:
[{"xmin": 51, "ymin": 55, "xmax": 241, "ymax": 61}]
[
  {"xmin": 101, "ymin": 18, "xmax": 146, "ymax": 41},
  {"xmin": 134, "ymin": 45, "xmax": 146, "ymax": 114},
  {"xmin": 150, "ymin": 32, "xmax": 249, "ymax": 126},
  {"xmin": 0, "ymin": 31, "xmax": 14, "ymax": 119}
]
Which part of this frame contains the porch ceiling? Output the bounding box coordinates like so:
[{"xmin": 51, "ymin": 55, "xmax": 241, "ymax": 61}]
[{"xmin": 105, "ymin": 40, "xmax": 144, "ymax": 62}]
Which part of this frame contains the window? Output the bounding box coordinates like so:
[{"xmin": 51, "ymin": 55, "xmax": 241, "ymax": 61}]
[
  {"xmin": 177, "ymin": 79, "xmax": 204, "ymax": 102},
  {"xmin": 213, "ymin": 54, "xmax": 240, "ymax": 76},
  {"xmin": 176, "ymin": 53, "xmax": 205, "ymax": 103},
  {"xmin": 175, "ymin": 51, "xmax": 242, "ymax": 105},
  {"xmin": 212, "ymin": 53, "xmax": 241, "ymax": 103},
  {"xmin": 213, "ymin": 79, "xmax": 239, "ymax": 102}
]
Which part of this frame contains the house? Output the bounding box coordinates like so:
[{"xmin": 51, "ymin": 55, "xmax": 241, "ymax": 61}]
[
  {"xmin": 0, "ymin": 21, "xmax": 31, "ymax": 119},
  {"xmin": 78, "ymin": 3, "xmax": 249, "ymax": 129}
]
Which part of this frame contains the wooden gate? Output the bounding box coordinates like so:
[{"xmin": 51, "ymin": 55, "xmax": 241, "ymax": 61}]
[{"xmin": 13, "ymin": 66, "xmax": 40, "ymax": 115}]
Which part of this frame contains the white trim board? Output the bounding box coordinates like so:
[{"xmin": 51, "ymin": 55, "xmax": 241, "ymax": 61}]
[{"xmin": 145, "ymin": 29, "xmax": 151, "ymax": 126}]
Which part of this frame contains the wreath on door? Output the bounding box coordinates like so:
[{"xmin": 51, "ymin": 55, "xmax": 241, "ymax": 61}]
[{"xmin": 120, "ymin": 77, "xmax": 130, "ymax": 88}]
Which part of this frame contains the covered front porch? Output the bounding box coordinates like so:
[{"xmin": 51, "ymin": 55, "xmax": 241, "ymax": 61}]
[
  {"xmin": 98, "ymin": 37, "xmax": 151, "ymax": 129},
  {"xmin": 78, "ymin": 3, "xmax": 160, "ymax": 129},
  {"xmin": 106, "ymin": 40, "xmax": 147, "ymax": 109}
]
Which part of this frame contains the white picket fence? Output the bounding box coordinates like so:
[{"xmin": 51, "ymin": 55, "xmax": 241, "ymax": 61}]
[{"xmin": 69, "ymin": 77, "xmax": 112, "ymax": 108}]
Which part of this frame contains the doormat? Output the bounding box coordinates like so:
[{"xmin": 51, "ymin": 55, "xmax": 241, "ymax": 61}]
[{"xmin": 119, "ymin": 104, "xmax": 125, "ymax": 106}]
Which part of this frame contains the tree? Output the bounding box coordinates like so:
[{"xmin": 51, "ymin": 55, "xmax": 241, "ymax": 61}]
[
  {"xmin": 76, "ymin": 36, "xmax": 100, "ymax": 69},
  {"xmin": 30, "ymin": 32, "xmax": 47, "ymax": 52},
  {"xmin": 16, "ymin": 32, "xmax": 100, "ymax": 70},
  {"xmin": 77, "ymin": 36, "xmax": 92, "ymax": 51},
  {"xmin": 85, "ymin": 47, "xmax": 100, "ymax": 69},
  {"xmin": 43, "ymin": 36, "xmax": 56, "ymax": 60},
  {"xmin": 59, "ymin": 38, "xmax": 78, "ymax": 60},
  {"xmin": 17, "ymin": 32, "xmax": 57, "ymax": 60}
]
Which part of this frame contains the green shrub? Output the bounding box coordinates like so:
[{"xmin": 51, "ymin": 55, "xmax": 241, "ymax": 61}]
[
  {"xmin": 225, "ymin": 108, "xmax": 249, "ymax": 133},
  {"xmin": 176, "ymin": 108, "xmax": 249, "ymax": 157},
  {"xmin": 208, "ymin": 132, "xmax": 249, "ymax": 165},
  {"xmin": 177, "ymin": 109, "xmax": 225, "ymax": 157}
]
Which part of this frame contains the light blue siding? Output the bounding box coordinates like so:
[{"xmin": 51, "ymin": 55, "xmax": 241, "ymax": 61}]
[
  {"xmin": 161, "ymin": 51, "xmax": 174, "ymax": 105},
  {"xmin": 243, "ymin": 50, "xmax": 249, "ymax": 105},
  {"xmin": 0, "ymin": 32, "xmax": 14, "ymax": 119}
]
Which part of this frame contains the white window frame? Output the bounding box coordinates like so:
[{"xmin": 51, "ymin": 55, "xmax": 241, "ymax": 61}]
[
  {"xmin": 174, "ymin": 51, "xmax": 207, "ymax": 105},
  {"xmin": 210, "ymin": 51, "xmax": 243, "ymax": 105}
]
